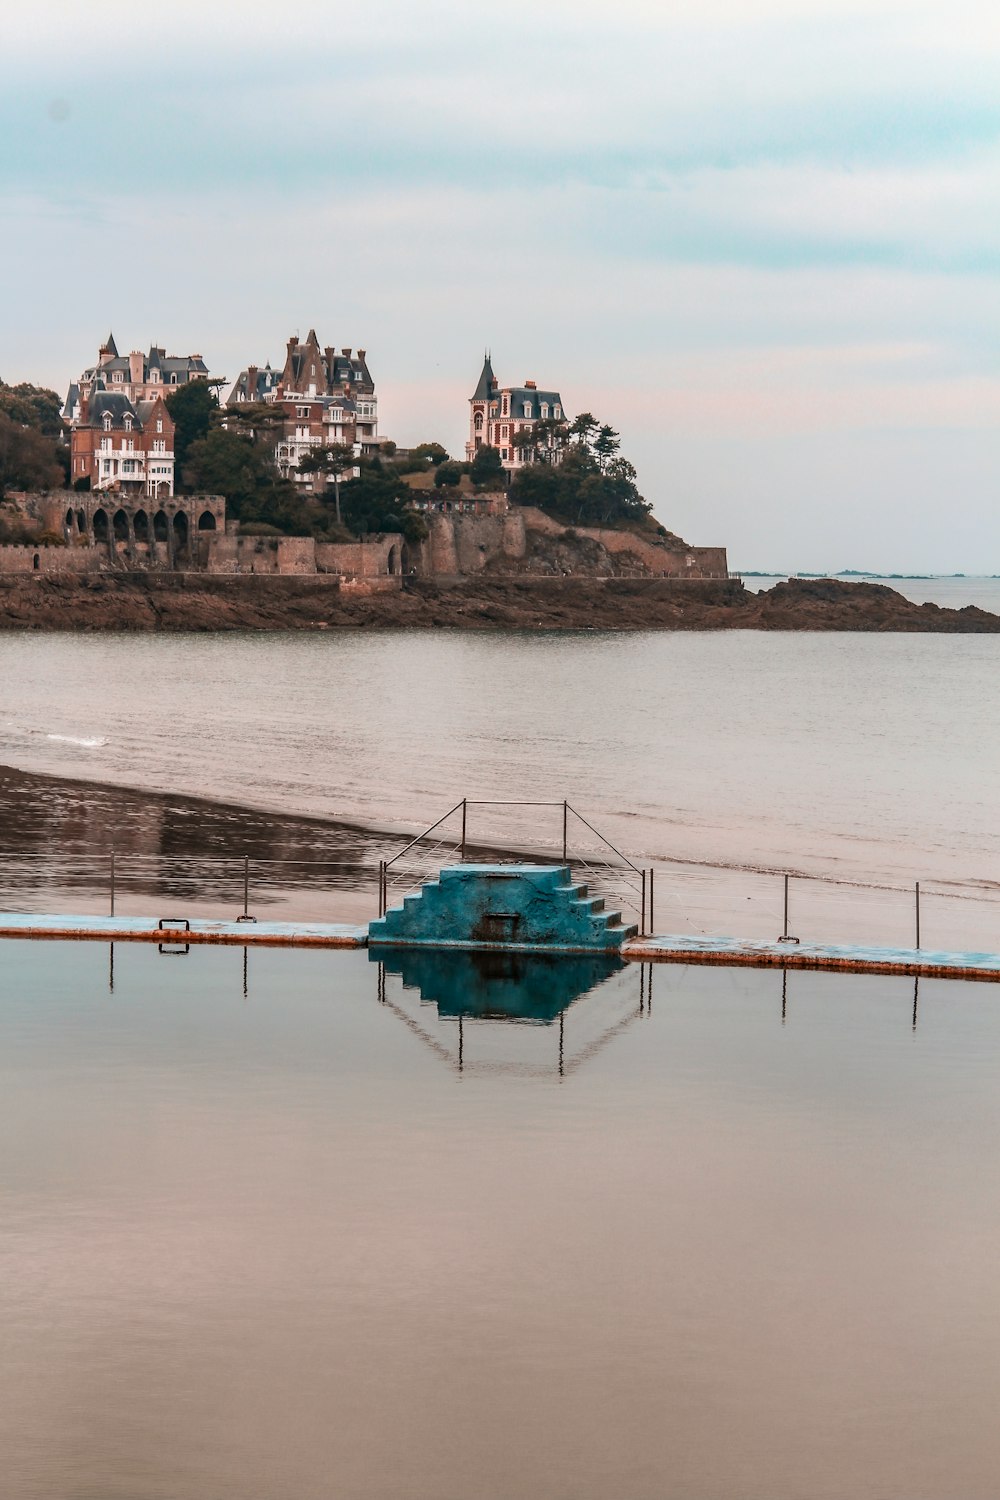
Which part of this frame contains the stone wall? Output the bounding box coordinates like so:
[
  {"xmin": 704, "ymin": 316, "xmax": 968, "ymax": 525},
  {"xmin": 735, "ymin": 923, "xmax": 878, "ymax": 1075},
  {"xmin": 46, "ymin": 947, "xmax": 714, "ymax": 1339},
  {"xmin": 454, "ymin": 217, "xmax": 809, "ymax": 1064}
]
[
  {"xmin": 0, "ymin": 545, "xmax": 102, "ymax": 575},
  {"xmin": 315, "ymin": 533, "xmax": 407, "ymax": 578},
  {"xmin": 417, "ymin": 511, "xmax": 527, "ymax": 577},
  {"xmin": 205, "ymin": 534, "xmax": 317, "ymax": 575}
]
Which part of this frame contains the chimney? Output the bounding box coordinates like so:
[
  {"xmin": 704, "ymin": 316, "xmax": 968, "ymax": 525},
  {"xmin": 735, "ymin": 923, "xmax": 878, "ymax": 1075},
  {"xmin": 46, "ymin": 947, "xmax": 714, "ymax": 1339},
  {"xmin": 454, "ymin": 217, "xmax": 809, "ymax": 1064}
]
[
  {"xmin": 80, "ymin": 394, "xmax": 89, "ymax": 423},
  {"xmin": 129, "ymin": 351, "xmax": 144, "ymax": 386},
  {"xmin": 357, "ymin": 349, "xmax": 366, "ymax": 361},
  {"xmin": 525, "ymin": 379, "xmax": 537, "ymax": 389},
  {"xmin": 341, "ymin": 347, "xmax": 352, "ymax": 358},
  {"xmin": 247, "ymin": 365, "xmax": 258, "ymax": 401},
  {"xmin": 287, "ymin": 335, "xmax": 299, "ymax": 358},
  {"xmin": 324, "ymin": 346, "xmax": 334, "ymax": 367}
]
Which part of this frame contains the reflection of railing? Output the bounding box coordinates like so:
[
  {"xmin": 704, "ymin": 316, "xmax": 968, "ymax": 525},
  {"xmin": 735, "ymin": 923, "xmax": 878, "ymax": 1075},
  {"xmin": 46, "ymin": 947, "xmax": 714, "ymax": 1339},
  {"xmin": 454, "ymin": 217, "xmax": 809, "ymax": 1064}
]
[{"xmin": 377, "ymin": 798, "xmax": 655, "ymax": 935}]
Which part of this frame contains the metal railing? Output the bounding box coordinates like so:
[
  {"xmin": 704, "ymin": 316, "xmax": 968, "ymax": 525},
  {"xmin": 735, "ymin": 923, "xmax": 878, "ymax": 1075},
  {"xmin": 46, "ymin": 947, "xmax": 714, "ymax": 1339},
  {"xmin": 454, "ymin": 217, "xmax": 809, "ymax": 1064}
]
[{"xmin": 377, "ymin": 798, "xmax": 654, "ymax": 935}]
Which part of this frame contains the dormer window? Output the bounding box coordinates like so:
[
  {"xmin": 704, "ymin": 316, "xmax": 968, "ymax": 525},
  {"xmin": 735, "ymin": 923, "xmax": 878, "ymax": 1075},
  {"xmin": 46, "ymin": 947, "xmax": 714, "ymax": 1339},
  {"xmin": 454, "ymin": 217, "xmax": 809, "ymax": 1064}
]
[
  {"xmin": 554, "ymin": 405, "xmax": 562, "ymax": 419},
  {"xmin": 523, "ymin": 402, "xmax": 531, "ymax": 418},
  {"xmin": 540, "ymin": 403, "xmax": 549, "ymax": 419},
  {"xmin": 103, "ymin": 414, "xmax": 113, "ymax": 431}
]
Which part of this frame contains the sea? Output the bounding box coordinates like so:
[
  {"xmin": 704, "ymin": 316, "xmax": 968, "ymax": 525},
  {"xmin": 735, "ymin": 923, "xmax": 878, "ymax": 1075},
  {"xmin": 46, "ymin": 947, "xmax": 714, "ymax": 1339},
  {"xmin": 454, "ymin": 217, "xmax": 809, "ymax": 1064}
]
[
  {"xmin": 4, "ymin": 587, "xmax": 1000, "ymax": 1498},
  {"xmin": 1, "ymin": 577, "xmax": 999, "ymax": 948}
]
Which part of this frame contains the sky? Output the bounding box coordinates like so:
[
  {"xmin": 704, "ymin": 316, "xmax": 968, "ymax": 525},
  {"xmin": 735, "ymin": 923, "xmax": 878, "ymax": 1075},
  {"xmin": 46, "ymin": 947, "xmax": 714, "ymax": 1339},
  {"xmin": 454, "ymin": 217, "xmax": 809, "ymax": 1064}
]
[{"xmin": 1, "ymin": 0, "xmax": 998, "ymax": 571}]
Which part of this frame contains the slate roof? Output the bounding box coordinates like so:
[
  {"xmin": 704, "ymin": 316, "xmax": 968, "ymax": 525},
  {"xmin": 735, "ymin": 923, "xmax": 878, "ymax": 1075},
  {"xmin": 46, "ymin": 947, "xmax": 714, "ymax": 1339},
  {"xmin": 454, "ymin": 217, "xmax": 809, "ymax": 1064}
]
[
  {"xmin": 87, "ymin": 391, "xmax": 140, "ymax": 430},
  {"xmin": 472, "ymin": 355, "xmax": 495, "ymax": 401},
  {"xmin": 498, "ymin": 387, "xmax": 564, "ymax": 421}
]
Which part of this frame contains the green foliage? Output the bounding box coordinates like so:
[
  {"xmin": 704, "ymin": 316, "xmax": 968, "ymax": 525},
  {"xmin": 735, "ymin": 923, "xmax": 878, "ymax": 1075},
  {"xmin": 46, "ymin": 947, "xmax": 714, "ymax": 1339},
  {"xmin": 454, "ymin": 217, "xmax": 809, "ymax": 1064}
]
[
  {"xmin": 469, "ymin": 444, "xmax": 505, "ymax": 489},
  {"xmin": 0, "ymin": 382, "xmax": 63, "ymax": 436},
  {"xmin": 165, "ymin": 381, "xmax": 219, "ymax": 483},
  {"xmin": 509, "ymin": 413, "xmax": 651, "ymax": 527},
  {"xmin": 411, "ymin": 442, "xmax": 449, "ymax": 466},
  {"xmin": 340, "ymin": 460, "xmax": 428, "ymax": 541},
  {"xmin": 0, "ymin": 411, "xmax": 64, "ymax": 495},
  {"xmin": 434, "ymin": 460, "xmax": 463, "ymax": 488}
]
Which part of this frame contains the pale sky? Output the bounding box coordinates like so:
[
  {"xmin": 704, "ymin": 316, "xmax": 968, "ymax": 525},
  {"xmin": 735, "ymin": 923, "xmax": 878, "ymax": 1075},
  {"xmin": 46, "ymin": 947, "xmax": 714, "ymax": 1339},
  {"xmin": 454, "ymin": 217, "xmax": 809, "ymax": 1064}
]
[{"xmin": 2, "ymin": 0, "xmax": 998, "ymax": 570}]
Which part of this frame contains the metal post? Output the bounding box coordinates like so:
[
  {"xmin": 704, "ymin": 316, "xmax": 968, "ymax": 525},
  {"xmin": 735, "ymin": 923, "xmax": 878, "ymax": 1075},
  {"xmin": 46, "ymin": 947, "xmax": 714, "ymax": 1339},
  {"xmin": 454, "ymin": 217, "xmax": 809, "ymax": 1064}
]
[
  {"xmin": 783, "ymin": 873, "xmax": 789, "ymax": 939},
  {"xmin": 915, "ymin": 880, "xmax": 921, "ymax": 950},
  {"xmin": 649, "ymin": 867, "xmax": 655, "ymax": 934},
  {"xmin": 378, "ymin": 860, "xmax": 385, "ymax": 918},
  {"xmin": 641, "ymin": 868, "xmax": 647, "ymax": 937},
  {"xmin": 243, "ymin": 855, "xmax": 250, "ymax": 919},
  {"xmin": 110, "ymin": 846, "xmax": 115, "ymax": 918},
  {"xmin": 562, "ymin": 800, "xmax": 568, "ymax": 863},
  {"xmin": 460, "ymin": 799, "xmax": 467, "ymax": 861}
]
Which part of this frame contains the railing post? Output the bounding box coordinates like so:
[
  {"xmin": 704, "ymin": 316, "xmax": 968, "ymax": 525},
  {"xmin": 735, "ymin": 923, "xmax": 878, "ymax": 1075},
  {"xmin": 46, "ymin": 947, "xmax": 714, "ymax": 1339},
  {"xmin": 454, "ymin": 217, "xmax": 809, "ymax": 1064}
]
[
  {"xmin": 915, "ymin": 880, "xmax": 920, "ymax": 950},
  {"xmin": 649, "ymin": 866, "xmax": 655, "ymax": 934},
  {"xmin": 243, "ymin": 855, "xmax": 250, "ymax": 919},
  {"xmin": 641, "ymin": 867, "xmax": 647, "ymax": 936},
  {"xmin": 110, "ymin": 846, "xmax": 115, "ymax": 918},
  {"xmin": 562, "ymin": 800, "xmax": 568, "ymax": 863},
  {"xmin": 461, "ymin": 799, "xmax": 467, "ymax": 862},
  {"xmin": 777, "ymin": 872, "xmax": 799, "ymax": 944},
  {"xmin": 378, "ymin": 859, "xmax": 385, "ymax": 918}
]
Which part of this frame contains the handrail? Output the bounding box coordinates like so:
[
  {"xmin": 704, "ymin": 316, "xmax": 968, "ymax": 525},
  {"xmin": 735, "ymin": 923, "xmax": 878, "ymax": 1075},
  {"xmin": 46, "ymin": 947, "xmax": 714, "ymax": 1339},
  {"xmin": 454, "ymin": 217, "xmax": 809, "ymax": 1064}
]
[
  {"xmin": 382, "ymin": 801, "xmax": 465, "ymax": 872},
  {"xmin": 566, "ymin": 805, "xmax": 643, "ymax": 875}
]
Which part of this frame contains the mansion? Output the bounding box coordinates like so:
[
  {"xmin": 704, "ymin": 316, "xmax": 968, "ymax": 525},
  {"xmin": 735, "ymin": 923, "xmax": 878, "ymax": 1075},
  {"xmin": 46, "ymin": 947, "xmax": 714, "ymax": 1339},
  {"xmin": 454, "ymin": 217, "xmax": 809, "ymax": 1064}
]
[
  {"xmin": 465, "ymin": 355, "xmax": 565, "ymax": 471},
  {"xmin": 62, "ymin": 332, "xmax": 212, "ymax": 497},
  {"xmin": 227, "ymin": 329, "xmax": 381, "ymax": 489}
]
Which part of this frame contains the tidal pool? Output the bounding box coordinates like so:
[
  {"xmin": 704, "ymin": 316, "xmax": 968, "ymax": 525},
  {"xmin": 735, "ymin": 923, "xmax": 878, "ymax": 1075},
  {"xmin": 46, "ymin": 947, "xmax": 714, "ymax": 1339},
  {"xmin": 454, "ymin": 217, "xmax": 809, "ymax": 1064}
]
[{"xmin": 2, "ymin": 941, "xmax": 999, "ymax": 1499}]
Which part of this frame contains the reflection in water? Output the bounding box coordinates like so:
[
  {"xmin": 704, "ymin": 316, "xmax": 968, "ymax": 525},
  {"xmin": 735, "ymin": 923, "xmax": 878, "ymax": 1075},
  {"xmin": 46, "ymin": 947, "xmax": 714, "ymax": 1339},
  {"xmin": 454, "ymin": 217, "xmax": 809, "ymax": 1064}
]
[
  {"xmin": 5, "ymin": 944, "xmax": 1000, "ymax": 1499},
  {"xmin": 372, "ymin": 947, "xmax": 643, "ymax": 1076}
]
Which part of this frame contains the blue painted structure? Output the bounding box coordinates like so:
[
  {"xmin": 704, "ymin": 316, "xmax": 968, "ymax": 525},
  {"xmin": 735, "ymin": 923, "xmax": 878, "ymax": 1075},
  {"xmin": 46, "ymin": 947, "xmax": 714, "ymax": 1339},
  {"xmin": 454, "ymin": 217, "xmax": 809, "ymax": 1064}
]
[
  {"xmin": 371, "ymin": 946, "xmax": 624, "ymax": 1020},
  {"xmin": 368, "ymin": 864, "xmax": 637, "ymax": 952}
]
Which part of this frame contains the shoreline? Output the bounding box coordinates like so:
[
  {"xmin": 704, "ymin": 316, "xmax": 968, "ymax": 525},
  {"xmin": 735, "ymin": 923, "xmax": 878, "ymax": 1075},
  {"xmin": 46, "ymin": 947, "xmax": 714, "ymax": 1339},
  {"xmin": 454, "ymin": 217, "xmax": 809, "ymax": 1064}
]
[{"xmin": 2, "ymin": 573, "xmax": 1000, "ymax": 632}]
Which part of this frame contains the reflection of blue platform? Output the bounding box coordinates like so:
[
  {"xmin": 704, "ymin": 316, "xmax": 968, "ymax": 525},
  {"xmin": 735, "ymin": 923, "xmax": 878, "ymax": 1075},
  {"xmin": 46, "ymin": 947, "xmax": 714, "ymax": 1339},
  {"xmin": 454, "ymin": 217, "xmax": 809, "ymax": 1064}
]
[
  {"xmin": 369, "ymin": 864, "xmax": 637, "ymax": 952},
  {"xmin": 371, "ymin": 945, "xmax": 624, "ymax": 1022}
]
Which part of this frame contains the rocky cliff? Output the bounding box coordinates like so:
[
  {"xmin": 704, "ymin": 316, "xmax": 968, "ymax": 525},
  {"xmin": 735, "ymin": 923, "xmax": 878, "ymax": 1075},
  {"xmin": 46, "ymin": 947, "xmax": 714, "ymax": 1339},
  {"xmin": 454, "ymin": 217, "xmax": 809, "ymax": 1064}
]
[{"xmin": 1, "ymin": 573, "xmax": 999, "ymax": 632}]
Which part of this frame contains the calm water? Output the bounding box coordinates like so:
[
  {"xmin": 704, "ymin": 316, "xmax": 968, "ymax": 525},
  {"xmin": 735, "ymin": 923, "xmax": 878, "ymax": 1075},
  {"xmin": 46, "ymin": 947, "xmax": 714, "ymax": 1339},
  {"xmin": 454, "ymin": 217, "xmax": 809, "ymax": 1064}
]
[
  {"xmin": 2, "ymin": 626, "xmax": 999, "ymax": 947},
  {"xmin": 3, "ymin": 941, "xmax": 1000, "ymax": 1499},
  {"xmin": 742, "ymin": 574, "xmax": 1000, "ymax": 611}
]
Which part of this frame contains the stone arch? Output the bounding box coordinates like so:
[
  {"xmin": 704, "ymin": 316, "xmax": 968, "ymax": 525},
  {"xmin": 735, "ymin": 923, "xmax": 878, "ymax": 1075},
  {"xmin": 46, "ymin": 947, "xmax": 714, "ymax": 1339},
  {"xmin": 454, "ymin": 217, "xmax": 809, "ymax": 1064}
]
[
  {"xmin": 157, "ymin": 481, "xmax": 170, "ymax": 498},
  {"xmin": 92, "ymin": 508, "xmax": 109, "ymax": 542},
  {"xmin": 65, "ymin": 507, "xmax": 74, "ymax": 531},
  {"xmin": 173, "ymin": 511, "xmax": 189, "ymax": 546},
  {"xmin": 113, "ymin": 508, "xmax": 129, "ymax": 542},
  {"xmin": 197, "ymin": 510, "xmax": 217, "ymax": 532},
  {"xmin": 153, "ymin": 509, "xmax": 169, "ymax": 542},
  {"xmin": 33, "ymin": 553, "xmax": 40, "ymax": 571},
  {"xmin": 387, "ymin": 543, "xmax": 400, "ymax": 575},
  {"xmin": 75, "ymin": 509, "xmax": 87, "ymax": 534},
  {"xmin": 133, "ymin": 509, "xmax": 149, "ymax": 542}
]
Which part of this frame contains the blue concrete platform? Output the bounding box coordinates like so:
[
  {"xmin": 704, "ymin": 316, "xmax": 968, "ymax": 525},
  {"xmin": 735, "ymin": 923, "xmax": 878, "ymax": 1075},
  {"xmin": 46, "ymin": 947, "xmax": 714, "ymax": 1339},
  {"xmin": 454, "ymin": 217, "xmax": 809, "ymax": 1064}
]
[
  {"xmin": 370, "ymin": 863, "xmax": 637, "ymax": 952},
  {"xmin": 0, "ymin": 914, "xmax": 367, "ymax": 948},
  {"xmin": 624, "ymin": 933, "xmax": 1000, "ymax": 983}
]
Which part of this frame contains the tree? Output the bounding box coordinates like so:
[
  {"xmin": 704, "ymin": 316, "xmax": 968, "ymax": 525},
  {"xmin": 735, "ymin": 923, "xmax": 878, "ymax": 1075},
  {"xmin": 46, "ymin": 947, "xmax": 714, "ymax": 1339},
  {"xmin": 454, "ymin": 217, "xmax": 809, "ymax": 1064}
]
[
  {"xmin": 297, "ymin": 442, "xmax": 357, "ymax": 526},
  {"xmin": 469, "ymin": 444, "xmax": 505, "ymax": 489},
  {"xmin": 508, "ymin": 411, "xmax": 651, "ymax": 527},
  {"xmin": 0, "ymin": 411, "xmax": 64, "ymax": 494},
  {"xmin": 0, "ymin": 382, "xmax": 64, "ymax": 437},
  {"xmin": 434, "ymin": 460, "xmax": 463, "ymax": 488},
  {"xmin": 411, "ymin": 442, "xmax": 449, "ymax": 466},
  {"xmin": 165, "ymin": 381, "xmax": 219, "ymax": 484},
  {"xmin": 183, "ymin": 428, "xmax": 279, "ymax": 514}
]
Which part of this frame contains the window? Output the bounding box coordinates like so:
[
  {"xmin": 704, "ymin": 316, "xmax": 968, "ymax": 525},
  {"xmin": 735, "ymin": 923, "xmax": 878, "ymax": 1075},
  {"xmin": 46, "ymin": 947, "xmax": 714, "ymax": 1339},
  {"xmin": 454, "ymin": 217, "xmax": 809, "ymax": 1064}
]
[
  {"xmin": 170, "ymin": 373, "xmax": 178, "ymax": 384},
  {"xmin": 540, "ymin": 404, "xmax": 549, "ymax": 418},
  {"xmin": 501, "ymin": 397, "xmax": 509, "ymax": 415},
  {"xmin": 523, "ymin": 402, "xmax": 531, "ymax": 418},
  {"xmin": 297, "ymin": 406, "xmax": 309, "ymax": 418},
  {"xmin": 501, "ymin": 448, "xmax": 509, "ymax": 460},
  {"xmin": 156, "ymin": 418, "xmax": 163, "ymax": 433},
  {"xmin": 501, "ymin": 425, "xmax": 508, "ymax": 440},
  {"xmin": 101, "ymin": 437, "xmax": 112, "ymax": 453},
  {"xmin": 103, "ymin": 414, "xmax": 113, "ymax": 431},
  {"xmin": 474, "ymin": 412, "xmax": 483, "ymax": 431}
]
